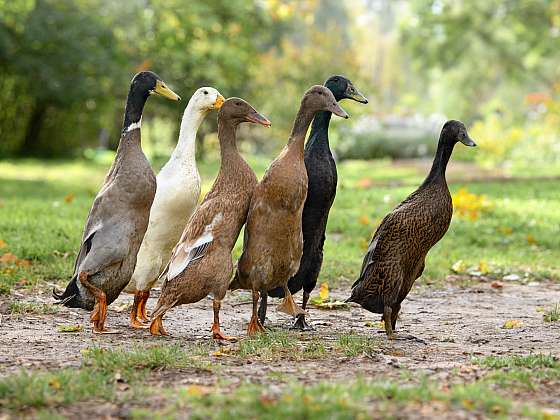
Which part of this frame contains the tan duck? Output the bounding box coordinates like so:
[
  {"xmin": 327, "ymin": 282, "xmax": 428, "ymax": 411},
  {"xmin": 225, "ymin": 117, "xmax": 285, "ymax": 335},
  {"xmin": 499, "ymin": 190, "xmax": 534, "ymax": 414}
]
[
  {"xmin": 347, "ymin": 120, "xmax": 476, "ymax": 339},
  {"xmin": 53, "ymin": 71, "xmax": 180, "ymax": 333},
  {"xmin": 149, "ymin": 98, "xmax": 271, "ymax": 339},
  {"xmin": 230, "ymin": 85, "xmax": 348, "ymax": 335}
]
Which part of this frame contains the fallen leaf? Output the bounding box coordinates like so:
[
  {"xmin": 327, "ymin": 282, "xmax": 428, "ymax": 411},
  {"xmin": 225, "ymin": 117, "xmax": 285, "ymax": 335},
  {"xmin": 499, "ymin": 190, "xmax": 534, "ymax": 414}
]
[
  {"xmin": 358, "ymin": 215, "xmax": 370, "ymax": 225},
  {"xmin": 0, "ymin": 253, "xmax": 18, "ymax": 263},
  {"xmin": 490, "ymin": 281, "xmax": 504, "ymax": 289},
  {"xmin": 312, "ymin": 300, "xmax": 348, "ymax": 310},
  {"xmin": 478, "ymin": 260, "xmax": 489, "ymax": 274},
  {"xmin": 503, "ymin": 319, "xmax": 523, "ymax": 329},
  {"xmin": 357, "ymin": 178, "xmax": 372, "ymax": 189},
  {"xmin": 526, "ymin": 234, "xmax": 537, "ymax": 245},
  {"xmin": 64, "ymin": 193, "xmax": 75, "ymax": 204},
  {"xmin": 451, "ymin": 260, "xmax": 467, "ymax": 274},
  {"xmin": 319, "ymin": 282, "xmax": 329, "ymax": 301},
  {"xmin": 0, "ymin": 240, "xmax": 6, "ymax": 249},
  {"xmin": 16, "ymin": 259, "xmax": 31, "ymax": 267},
  {"xmin": 57, "ymin": 325, "xmax": 83, "ymax": 333},
  {"xmin": 48, "ymin": 379, "xmax": 61, "ymax": 390}
]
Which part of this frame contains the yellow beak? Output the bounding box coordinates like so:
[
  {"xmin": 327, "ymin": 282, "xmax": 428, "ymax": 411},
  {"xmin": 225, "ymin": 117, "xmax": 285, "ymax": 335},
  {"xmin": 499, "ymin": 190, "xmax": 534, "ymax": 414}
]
[
  {"xmin": 213, "ymin": 95, "xmax": 225, "ymax": 109},
  {"xmin": 153, "ymin": 80, "xmax": 181, "ymax": 101}
]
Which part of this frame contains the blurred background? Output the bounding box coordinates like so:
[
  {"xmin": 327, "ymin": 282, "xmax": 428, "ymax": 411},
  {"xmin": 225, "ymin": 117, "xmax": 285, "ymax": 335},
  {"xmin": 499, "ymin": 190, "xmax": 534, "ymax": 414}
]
[{"xmin": 1, "ymin": 0, "xmax": 559, "ymax": 174}]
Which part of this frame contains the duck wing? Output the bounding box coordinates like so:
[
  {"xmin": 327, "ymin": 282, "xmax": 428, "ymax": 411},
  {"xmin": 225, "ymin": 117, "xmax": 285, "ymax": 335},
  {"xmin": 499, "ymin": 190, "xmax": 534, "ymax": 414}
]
[{"xmin": 163, "ymin": 209, "xmax": 224, "ymax": 283}]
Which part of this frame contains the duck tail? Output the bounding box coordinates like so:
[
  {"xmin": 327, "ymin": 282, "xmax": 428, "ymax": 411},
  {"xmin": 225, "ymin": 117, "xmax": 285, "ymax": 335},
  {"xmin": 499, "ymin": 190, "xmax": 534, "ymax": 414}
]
[{"xmin": 52, "ymin": 277, "xmax": 85, "ymax": 308}]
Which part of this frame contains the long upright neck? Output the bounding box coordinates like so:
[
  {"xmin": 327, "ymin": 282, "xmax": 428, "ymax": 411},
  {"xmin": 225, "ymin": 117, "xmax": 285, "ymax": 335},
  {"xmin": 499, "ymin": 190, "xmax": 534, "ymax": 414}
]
[
  {"xmin": 122, "ymin": 88, "xmax": 149, "ymax": 133},
  {"xmin": 171, "ymin": 102, "xmax": 207, "ymax": 160},
  {"xmin": 307, "ymin": 110, "xmax": 332, "ymax": 151},
  {"xmin": 287, "ymin": 106, "xmax": 316, "ymax": 154},
  {"xmin": 423, "ymin": 136, "xmax": 454, "ymax": 185},
  {"xmin": 217, "ymin": 119, "xmax": 242, "ymax": 173}
]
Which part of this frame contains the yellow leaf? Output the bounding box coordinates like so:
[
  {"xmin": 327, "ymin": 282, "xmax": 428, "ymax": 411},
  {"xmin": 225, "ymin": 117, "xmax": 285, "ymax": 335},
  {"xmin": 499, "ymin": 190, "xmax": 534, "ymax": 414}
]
[
  {"xmin": 186, "ymin": 385, "xmax": 204, "ymax": 397},
  {"xmin": 526, "ymin": 234, "xmax": 537, "ymax": 245},
  {"xmin": 57, "ymin": 325, "xmax": 83, "ymax": 333},
  {"xmin": 64, "ymin": 193, "xmax": 75, "ymax": 203},
  {"xmin": 478, "ymin": 260, "xmax": 489, "ymax": 274},
  {"xmin": 451, "ymin": 260, "xmax": 466, "ymax": 274},
  {"xmin": 0, "ymin": 240, "xmax": 6, "ymax": 249},
  {"xmin": 48, "ymin": 379, "xmax": 61, "ymax": 390},
  {"xmin": 503, "ymin": 319, "xmax": 523, "ymax": 329},
  {"xmin": 319, "ymin": 282, "xmax": 329, "ymax": 301}
]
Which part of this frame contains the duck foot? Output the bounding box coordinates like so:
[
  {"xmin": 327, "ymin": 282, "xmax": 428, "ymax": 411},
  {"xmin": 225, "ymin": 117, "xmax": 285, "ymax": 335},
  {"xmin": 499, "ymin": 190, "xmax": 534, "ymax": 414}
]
[
  {"xmin": 149, "ymin": 316, "xmax": 169, "ymax": 336},
  {"xmin": 93, "ymin": 327, "xmax": 121, "ymax": 334},
  {"xmin": 211, "ymin": 323, "xmax": 237, "ymax": 342},
  {"xmin": 277, "ymin": 288, "xmax": 305, "ymax": 317},
  {"xmin": 290, "ymin": 314, "xmax": 314, "ymax": 331},
  {"xmin": 247, "ymin": 315, "xmax": 265, "ymax": 336}
]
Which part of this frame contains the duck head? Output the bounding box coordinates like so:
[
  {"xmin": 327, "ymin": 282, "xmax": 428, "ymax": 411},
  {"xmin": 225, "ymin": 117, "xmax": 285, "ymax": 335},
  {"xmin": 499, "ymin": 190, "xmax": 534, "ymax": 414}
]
[
  {"xmin": 219, "ymin": 97, "xmax": 271, "ymax": 127},
  {"xmin": 303, "ymin": 85, "xmax": 349, "ymax": 119},
  {"xmin": 325, "ymin": 75, "xmax": 368, "ymax": 104},
  {"xmin": 189, "ymin": 87, "xmax": 225, "ymax": 112},
  {"xmin": 442, "ymin": 120, "xmax": 477, "ymax": 147},
  {"xmin": 123, "ymin": 71, "xmax": 181, "ymax": 132}
]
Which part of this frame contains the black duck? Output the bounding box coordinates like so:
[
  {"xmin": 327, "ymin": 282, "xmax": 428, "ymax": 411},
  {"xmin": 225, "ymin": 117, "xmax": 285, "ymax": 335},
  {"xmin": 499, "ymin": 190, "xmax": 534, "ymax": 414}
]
[{"xmin": 347, "ymin": 120, "xmax": 476, "ymax": 339}]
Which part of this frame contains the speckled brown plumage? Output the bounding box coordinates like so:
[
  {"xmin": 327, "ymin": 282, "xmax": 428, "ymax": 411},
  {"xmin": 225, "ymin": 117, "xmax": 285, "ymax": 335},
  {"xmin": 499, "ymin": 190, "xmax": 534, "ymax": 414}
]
[
  {"xmin": 149, "ymin": 98, "xmax": 270, "ymax": 339},
  {"xmin": 347, "ymin": 120, "xmax": 476, "ymax": 338},
  {"xmin": 230, "ymin": 85, "xmax": 348, "ymax": 335}
]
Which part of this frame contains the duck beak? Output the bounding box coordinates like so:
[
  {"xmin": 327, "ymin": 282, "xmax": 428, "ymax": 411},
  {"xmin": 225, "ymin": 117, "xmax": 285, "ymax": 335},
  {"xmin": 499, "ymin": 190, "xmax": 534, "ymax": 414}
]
[
  {"xmin": 213, "ymin": 95, "xmax": 225, "ymax": 109},
  {"xmin": 344, "ymin": 85, "xmax": 368, "ymax": 104},
  {"xmin": 460, "ymin": 134, "xmax": 477, "ymax": 147},
  {"xmin": 329, "ymin": 102, "xmax": 349, "ymax": 119},
  {"xmin": 152, "ymin": 80, "xmax": 181, "ymax": 101},
  {"xmin": 246, "ymin": 110, "xmax": 271, "ymax": 127}
]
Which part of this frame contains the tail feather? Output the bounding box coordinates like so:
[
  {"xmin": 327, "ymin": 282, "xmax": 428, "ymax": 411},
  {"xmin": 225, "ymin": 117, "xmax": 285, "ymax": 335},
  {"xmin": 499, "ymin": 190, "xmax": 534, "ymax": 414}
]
[{"xmin": 52, "ymin": 277, "xmax": 85, "ymax": 308}]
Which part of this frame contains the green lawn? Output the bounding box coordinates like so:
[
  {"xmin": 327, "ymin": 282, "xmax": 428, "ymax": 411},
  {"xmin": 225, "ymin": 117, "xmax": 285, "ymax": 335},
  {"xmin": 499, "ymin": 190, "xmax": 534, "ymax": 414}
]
[{"xmin": 1, "ymin": 157, "xmax": 559, "ymax": 295}]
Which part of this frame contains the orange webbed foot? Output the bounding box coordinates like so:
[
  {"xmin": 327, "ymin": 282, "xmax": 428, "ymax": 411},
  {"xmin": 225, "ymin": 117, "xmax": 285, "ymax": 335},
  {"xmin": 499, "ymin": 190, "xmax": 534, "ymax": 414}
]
[
  {"xmin": 247, "ymin": 315, "xmax": 266, "ymax": 336},
  {"xmin": 211, "ymin": 323, "xmax": 237, "ymax": 342},
  {"xmin": 149, "ymin": 316, "xmax": 169, "ymax": 336}
]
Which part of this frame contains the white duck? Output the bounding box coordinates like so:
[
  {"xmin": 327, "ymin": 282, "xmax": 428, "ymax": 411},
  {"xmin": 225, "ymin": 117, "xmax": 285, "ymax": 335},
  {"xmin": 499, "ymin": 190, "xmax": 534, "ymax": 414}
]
[{"xmin": 126, "ymin": 87, "xmax": 224, "ymax": 328}]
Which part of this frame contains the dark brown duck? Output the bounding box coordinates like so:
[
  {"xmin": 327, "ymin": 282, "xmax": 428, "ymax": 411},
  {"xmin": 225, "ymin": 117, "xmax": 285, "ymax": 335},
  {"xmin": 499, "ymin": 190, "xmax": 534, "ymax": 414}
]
[
  {"xmin": 347, "ymin": 120, "xmax": 476, "ymax": 339},
  {"xmin": 53, "ymin": 71, "xmax": 180, "ymax": 333}
]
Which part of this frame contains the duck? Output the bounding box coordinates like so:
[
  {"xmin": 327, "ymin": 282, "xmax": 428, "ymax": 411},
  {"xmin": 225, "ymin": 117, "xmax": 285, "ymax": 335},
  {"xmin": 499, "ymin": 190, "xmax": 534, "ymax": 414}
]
[
  {"xmin": 261, "ymin": 75, "xmax": 367, "ymax": 330},
  {"xmin": 125, "ymin": 87, "xmax": 224, "ymax": 328},
  {"xmin": 347, "ymin": 120, "xmax": 476, "ymax": 339},
  {"xmin": 52, "ymin": 71, "xmax": 181, "ymax": 333},
  {"xmin": 230, "ymin": 85, "xmax": 349, "ymax": 335},
  {"xmin": 148, "ymin": 98, "xmax": 271, "ymax": 339}
]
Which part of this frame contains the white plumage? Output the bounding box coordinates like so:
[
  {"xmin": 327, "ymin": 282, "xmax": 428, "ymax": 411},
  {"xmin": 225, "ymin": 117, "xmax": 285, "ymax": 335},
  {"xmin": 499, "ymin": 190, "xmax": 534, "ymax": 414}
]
[{"xmin": 125, "ymin": 87, "xmax": 223, "ymax": 324}]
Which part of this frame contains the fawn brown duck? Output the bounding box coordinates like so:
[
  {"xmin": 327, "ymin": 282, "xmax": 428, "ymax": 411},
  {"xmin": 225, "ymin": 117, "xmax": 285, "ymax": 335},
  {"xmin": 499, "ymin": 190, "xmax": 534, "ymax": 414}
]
[
  {"xmin": 149, "ymin": 98, "xmax": 270, "ymax": 340},
  {"xmin": 230, "ymin": 85, "xmax": 348, "ymax": 335},
  {"xmin": 347, "ymin": 120, "xmax": 476, "ymax": 339}
]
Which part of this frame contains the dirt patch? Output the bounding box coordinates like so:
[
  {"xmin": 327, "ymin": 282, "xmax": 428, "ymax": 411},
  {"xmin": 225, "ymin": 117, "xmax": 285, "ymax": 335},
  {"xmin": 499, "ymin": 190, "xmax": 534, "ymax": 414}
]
[{"xmin": 1, "ymin": 282, "xmax": 558, "ymax": 375}]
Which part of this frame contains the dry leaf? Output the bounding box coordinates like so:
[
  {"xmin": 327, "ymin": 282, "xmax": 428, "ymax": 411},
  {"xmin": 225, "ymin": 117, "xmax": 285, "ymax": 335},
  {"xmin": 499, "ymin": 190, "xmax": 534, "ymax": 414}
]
[
  {"xmin": 0, "ymin": 253, "xmax": 18, "ymax": 263},
  {"xmin": 64, "ymin": 193, "xmax": 75, "ymax": 204},
  {"xmin": 503, "ymin": 319, "xmax": 523, "ymax": 329},
  {"xmin": 478, "ymin": 260, "xmax": 489, "ymax": 274},
  {"xmin": 526, "ymin": 234, "xmax": 537, "ymax": 245},
  {"xmin": 358, "ymin": 215, "xmax": 370, "ymax": 225},
  {"xmin": 312, "ymin": 300, "xmax": 348, "ymax": 310},
  {"xmin": 319, "ymin": 282, "xmax": 329, "ymax": 301},
  {"xmin": 48, "ymin": 379, "xmax": 61, "ymax": 390},
  {"xmin": 490, "ymin": 281, "xmax": 504, "ymax": 289},
  {"xmin": 0, "ymin": 240, "xmax": 6, "ymax": 249},
  {"xmin": 57, "ymin": 325, "xmax": 83, "ymax": 333},
  {"xmin": 451, "ymin": 260, "xmax": 466, "ymax": 274},
  {"xmin": 357, "ymin": 178, "xmax": 372, "ymax": 189}
]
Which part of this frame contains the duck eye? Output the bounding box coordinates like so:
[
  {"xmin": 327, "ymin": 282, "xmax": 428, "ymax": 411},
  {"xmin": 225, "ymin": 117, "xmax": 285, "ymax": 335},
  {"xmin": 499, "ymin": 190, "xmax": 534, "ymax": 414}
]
[{"xmin": 203, "ymin": 90, "xmax": 208, "ymax": 95}]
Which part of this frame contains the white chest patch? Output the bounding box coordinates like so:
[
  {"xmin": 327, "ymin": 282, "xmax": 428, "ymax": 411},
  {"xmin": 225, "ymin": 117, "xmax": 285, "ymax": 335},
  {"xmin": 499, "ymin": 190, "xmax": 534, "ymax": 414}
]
[{"xmin": 125, "ymin": 118, "xmax": 142, "ymax": 133}]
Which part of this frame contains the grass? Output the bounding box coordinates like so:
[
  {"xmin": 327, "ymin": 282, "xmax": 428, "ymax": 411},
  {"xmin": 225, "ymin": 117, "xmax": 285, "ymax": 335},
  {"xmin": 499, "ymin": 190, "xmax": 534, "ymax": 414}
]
[
  {"xmin": 1, "ymin": 157, "xmax": 559, "ymax": 296},
  {"xmin": 543, "ymin": 303, "xmax": 560, "ymax": 322},
  {"xmin": 8, "ymin": 301, "xmax": 59, "ymax": 315}
]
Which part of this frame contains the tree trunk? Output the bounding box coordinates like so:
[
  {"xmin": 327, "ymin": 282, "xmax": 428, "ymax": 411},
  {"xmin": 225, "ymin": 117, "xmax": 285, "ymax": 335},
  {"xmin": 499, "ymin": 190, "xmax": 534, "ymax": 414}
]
[{"xmin": 19, "ymin": 102, "xmax": 47, "ymax": 156}]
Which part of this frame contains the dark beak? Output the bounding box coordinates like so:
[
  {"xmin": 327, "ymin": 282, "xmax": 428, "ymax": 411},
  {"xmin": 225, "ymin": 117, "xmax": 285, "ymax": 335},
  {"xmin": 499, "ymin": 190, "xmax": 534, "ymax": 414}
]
[
  {"xmin": 460, "ymin": 134, "xmax": 477, "ymax": 147},
  {"xmin": 246, "ymin": 111, "xmax": 271, "ymax": 127},
  {"xmin": 344, "ymin": 86, "xmax": 368, "ymax": 104},
  {"xmin": 329, "ymin": 102, "xmax": 349, "ymax": 119}
]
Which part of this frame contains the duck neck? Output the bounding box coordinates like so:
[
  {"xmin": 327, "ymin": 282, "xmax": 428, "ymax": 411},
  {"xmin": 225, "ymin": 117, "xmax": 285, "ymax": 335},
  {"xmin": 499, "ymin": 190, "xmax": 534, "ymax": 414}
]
[
  {"xmin": 217, "ymin": 119, "xmax": 242, "ymax": 173},
  {"xmin": 122, "ymin": 87, "xmax": 149, "ymax": 135},
  {"xmin": 423, "ymin": 136, "xmax": 454, "ymax": 186},
  {"xmin": 287, "ymin": 106, "xmax": 315, "ymax": 154},
  {"xmin": 307, "ymin": 110, "xmax": 332, "ymax": 151},
  {"xmin": 171, "ymin": 102, "xmax": 207, "ymax": 161}
]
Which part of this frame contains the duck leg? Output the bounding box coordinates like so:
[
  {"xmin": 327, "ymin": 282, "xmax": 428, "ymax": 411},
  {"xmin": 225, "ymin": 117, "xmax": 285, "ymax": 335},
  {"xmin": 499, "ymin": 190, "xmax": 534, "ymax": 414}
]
[
  {"xmin": 291, "ymin": 290, "xmax": 314, "ymax": 331},
  {"xmin": 257, "ymin": 293, "xmax": 268, "ymax": 325},
  {"xmin": 383, "ymin": 305, "xmax": 396, "ymax": 340},
  {"xmin": 211, "ymin": 299, "xmax": 236, "ymax": 341},
  {"xmin": 137, "ymin": 290, "xmax": 150, "ymax": 322},
  {"xmin": 391, "ymin": 303, "xmax": 400, "ymax": 331},
  {"xmin": 79, "ymin": 272, "xmax": 119, "ymax": 334},
  {"xmin": 130, "ymin": 290, "xmax": 150, "ymax": 328},
  {"xmin": 277, "ymin": 285, "xmax": 305, "ymax": 317},
  {"xmin": 247, "ymin": 290, "xmax": 265, "ymax": 336},
  {"xmin": 149, "ymin": 315, "xmax": 169, "ymax": 336}
]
